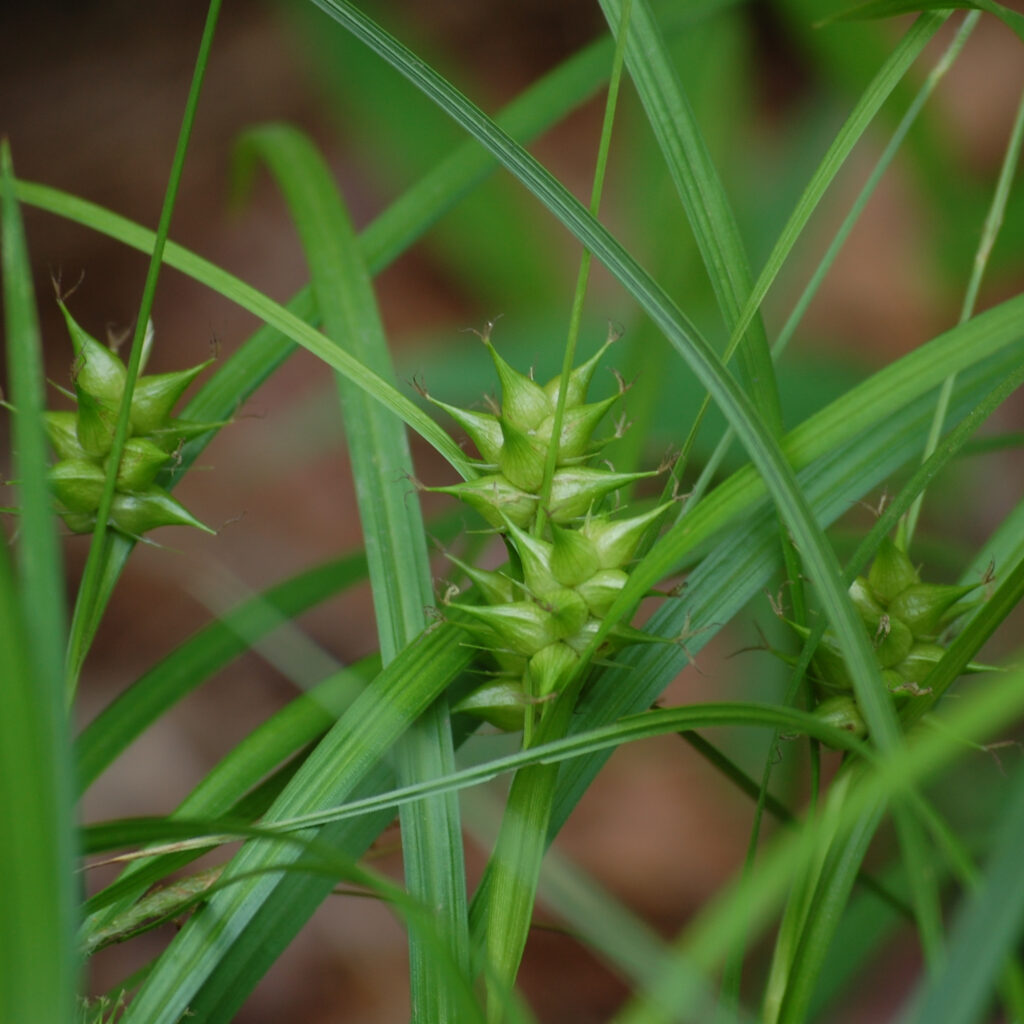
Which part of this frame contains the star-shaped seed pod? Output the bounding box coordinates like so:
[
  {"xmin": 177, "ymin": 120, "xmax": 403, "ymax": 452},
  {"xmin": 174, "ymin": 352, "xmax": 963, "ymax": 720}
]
[{"xmin": 44, "ymin": 302, "xmax": 221, "ymax": 538}]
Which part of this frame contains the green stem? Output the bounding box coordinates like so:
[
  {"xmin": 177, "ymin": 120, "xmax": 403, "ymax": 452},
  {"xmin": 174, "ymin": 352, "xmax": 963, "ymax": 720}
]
[
  {"xmin": 65, "ymin": 0, "xmax": 223, "ymax": 699},
  {"xmin": 533, "ymin": 0, "xmax": 633, "ymax": 540}
]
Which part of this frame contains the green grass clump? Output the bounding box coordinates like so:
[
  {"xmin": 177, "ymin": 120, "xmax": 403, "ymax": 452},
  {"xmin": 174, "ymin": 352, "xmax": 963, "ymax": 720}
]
[{"xmin": 3, "ymin": 2, "xmax": 1024, "ymax": 1022}]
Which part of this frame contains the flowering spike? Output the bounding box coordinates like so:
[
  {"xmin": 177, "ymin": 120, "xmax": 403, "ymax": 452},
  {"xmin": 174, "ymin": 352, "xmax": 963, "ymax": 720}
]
[
  {"xmin": 130, "ymin": 360, "xmax": 213, "ymax": 435},
  {"xmin": 485, "ymin": 340, "xmax": 551, "ymax": 430},
  {"xmin": 867, "ymin": 536, "xmax": 919, "ymax": 603}
]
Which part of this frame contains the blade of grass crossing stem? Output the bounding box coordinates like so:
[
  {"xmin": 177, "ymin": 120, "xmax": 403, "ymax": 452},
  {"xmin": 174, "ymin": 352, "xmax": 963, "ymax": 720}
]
[
  {"xmin": 237, "ymin": 123, "xmax": 470, "ymax": 1011},
  {"xmin": 68, "ymin": 0, "xmax": 223, "ymax": 699},
  {"xmin": 0, "ymin": 141, "xmax": 78, "ymax": 1024},
  {"xmin": 119, "ymin": 622, "xmax": 472, "ymax": 1024},
  {"xmin": 901, "ymin": 757, "xmax": 1024, "ymax": 1024},
  {"xmin": 599, "ymin": 0, "xmax": 782, "ymax": 435}
]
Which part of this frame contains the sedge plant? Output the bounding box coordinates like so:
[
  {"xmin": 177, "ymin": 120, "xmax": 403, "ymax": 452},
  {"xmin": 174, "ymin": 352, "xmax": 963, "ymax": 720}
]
[{"xmin": 3, "ymin": 2, "xmax": 1024, "ymax": 1023}]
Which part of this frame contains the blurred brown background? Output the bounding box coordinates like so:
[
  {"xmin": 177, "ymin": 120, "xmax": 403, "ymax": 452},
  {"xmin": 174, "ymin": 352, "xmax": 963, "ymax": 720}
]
[{"xmin": 3, "ymin": 1, "xmax": 1024, "ymax": 1021}]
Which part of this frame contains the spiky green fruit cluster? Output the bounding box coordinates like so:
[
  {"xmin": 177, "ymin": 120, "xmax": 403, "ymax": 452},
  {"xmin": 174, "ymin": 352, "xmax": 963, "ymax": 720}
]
[
  {"xmin": 45, "ymin": 302, "xmax": 218, "ymax": 537},
  {"xmin": 804, "ymin": 536, "xmax": 985, "ymax": 740},
  {"xmin": 427, "ymin": 334, "xmax": 666, "ymax": 731}
]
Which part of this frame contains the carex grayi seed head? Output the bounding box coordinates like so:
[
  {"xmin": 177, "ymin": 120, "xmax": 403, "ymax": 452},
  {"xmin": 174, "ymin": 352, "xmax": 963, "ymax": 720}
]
[
  {"xmin": 801, "ymin": 531, "xmax": 990, "ymax": 745},
  {"xmin": 425, "ymin": 329, "xmax": 669, "ymax": 731},
  {"xmin": 45, "ymin": 303, "xmax": 219, "ymax": 538}
]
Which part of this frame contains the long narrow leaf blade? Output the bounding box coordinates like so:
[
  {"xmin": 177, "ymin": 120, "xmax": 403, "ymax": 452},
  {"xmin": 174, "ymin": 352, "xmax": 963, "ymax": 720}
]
[
  {"xmin": 237, "ymin": 122, "xmax": 470, "ymax": 1012},
  {"xmin": 0, "ymin": 141, "xmax": 78, "ymax": 1024}
]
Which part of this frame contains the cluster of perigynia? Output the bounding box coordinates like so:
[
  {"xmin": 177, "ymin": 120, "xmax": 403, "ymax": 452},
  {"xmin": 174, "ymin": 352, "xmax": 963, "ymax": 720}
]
[
  {"xmin": 45, "ymin": 302, "xmax": 218, "ymax": 537},
  {"xmin": 424, "ymin": 329, "xmax": 671, "ymax": 730},
  {"xmin": 805, "ymin": 536, "xmax": 988, "ymax": 739}
]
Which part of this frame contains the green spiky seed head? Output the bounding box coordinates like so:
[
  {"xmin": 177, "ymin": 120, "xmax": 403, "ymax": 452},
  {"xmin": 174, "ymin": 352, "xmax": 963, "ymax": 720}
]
[
  {"xmin": 147, "ymin": 417, "xmax": 226, "ymax": 452},
  {"xmin": 580, "ymin": 503, "xmax": 670, "ymax": 570},
  {"xmin": 893, "ymin": 643, "xmax": 946, "ymax": 685},
  {"xmin": 533, "ymin": 393, "xmax": 620, "ymax": 462},
  {"xmin": 451, "ymin": 600, "xmax": 559, "ymax": 657},
  {"xmin": 541, "ymin": 334, "xmax": 614, "ymax": 409},
  {"xmin": 540, "ymin": 587, "xmax": 589, "ymax": 638},
  {"xmin": 428, "ymin": 396, "xmax": 504, "ymax": 464},
  {"xmin": 848, "ymin": 576, "xmax": 886, "ymax": 624},
  {"xmin": 444, "ymin": 553, "xmax": 517, "ymax": 606},
  {"xmin": 428, "ymin": 474, "xmax": 537, "ymax": 528}
]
